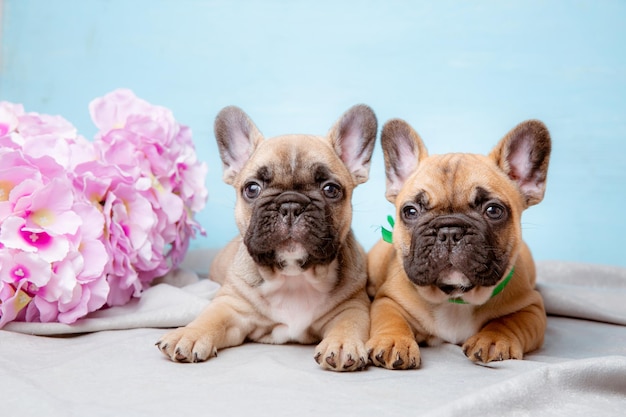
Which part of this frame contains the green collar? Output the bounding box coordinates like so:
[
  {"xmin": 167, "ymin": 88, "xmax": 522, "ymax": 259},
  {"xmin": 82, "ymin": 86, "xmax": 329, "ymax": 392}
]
[{"xmin": 381, "ymin": 215, "xmax": 514, "ymax": 304}]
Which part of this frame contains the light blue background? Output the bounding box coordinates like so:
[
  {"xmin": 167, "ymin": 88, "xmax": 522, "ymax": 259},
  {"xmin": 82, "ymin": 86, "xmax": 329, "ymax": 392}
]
[{"xmin": 1, "ymin": 0, "xmax": 625, "ymax": 267}]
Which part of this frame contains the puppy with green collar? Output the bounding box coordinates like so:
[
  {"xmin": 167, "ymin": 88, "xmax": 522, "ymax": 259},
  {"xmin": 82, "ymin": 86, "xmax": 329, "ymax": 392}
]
[{"xmin": 367, "ymin": 119, "xmax": 551, "ymax": 369}]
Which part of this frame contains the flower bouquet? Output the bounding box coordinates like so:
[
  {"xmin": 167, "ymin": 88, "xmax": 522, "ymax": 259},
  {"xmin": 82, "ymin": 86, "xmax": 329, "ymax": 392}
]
[{"xmin": 0, "ymin": 89, "xmax": 207, "ymax": 327}]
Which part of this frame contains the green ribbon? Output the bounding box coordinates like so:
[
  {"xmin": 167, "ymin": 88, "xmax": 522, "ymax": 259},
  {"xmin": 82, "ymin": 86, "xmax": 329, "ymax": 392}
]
[
  {"xmin": 380, "ymin": 215, "xmax": 515, "ymax": 304},
  {"xmin": 381, "ymin": 215, "xmax": 395, "ymax": 244}
]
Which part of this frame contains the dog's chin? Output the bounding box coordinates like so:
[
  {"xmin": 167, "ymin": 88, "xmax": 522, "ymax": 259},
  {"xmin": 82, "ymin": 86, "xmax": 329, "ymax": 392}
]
[
  {"xmin": 415, "ymin": 269, "xmax": 495, "ymax": 305},
  {"xmin": 417, "ymin": 285, "xmax": 494, "ymax": 305},
  {"xmin": 275, "ymin": 241, "xmax": 310, "ymax": 276}
]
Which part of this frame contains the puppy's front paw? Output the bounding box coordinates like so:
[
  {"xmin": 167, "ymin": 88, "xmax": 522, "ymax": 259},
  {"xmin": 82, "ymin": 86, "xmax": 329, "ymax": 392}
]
[
  {"xmin": 314, "ymin": 337, "xmax": 368, "ymax": 372},
  {"xmin": 156, "ymin": 327, "xmax": 218, "ymax": 363},
  {"xmin": 462, "ymin": 331, "xmax": 523, "ymax": 363},
  {"xmin": 366, "ymin": 335, "xmax": 420, "ymax": 370}
]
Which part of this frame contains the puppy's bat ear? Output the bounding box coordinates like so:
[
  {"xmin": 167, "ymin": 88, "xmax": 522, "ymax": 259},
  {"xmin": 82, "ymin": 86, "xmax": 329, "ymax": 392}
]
[
  {"xmin": 380, "ymin": 119, "xmax": 428, "ymax": 203},
  {"xmin": 214, "ymin": 106, "xmax": 264, "ymax": 185},
  {"xmin": 327, "ymin": 104, "xmax": 377, "ymax": 185},
  {"xmin": 490, "ymin": 120, "xmax": 551, "ymax": 207}
]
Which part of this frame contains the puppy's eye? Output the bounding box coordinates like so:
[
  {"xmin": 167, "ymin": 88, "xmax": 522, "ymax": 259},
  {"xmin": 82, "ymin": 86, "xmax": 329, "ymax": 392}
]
[
  {"xmin": 484, "ymin": 204, "xmax": 505, "ymax": 220},
  {"xmin": 243, "ymin": 182, "xmax": 262, "ymax": 200},
  {"xmin": 401, "ymin": 204, "xmax": 420, "ymax": 222},
  {"xmin": 322, "ymin": 182, "xmax": 342, "ymax": 199}
]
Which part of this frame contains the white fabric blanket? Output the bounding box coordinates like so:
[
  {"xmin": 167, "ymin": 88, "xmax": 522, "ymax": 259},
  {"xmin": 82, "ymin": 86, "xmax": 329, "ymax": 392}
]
[{"xmin": 1, "ymin": 251, "xmax": 625, "ymax": 416}]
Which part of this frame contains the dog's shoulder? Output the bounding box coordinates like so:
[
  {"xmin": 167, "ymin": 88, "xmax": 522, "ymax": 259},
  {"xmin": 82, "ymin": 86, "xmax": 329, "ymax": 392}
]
[{"xmin": 208, "ymin": 236, "xmax": 245, "ymax": 285}]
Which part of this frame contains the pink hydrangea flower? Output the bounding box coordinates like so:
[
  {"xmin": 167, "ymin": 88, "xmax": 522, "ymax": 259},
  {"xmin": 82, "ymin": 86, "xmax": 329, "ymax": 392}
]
[{"xmin": 0, "ymin": 90, "xmax": 207, "ymax": 327}]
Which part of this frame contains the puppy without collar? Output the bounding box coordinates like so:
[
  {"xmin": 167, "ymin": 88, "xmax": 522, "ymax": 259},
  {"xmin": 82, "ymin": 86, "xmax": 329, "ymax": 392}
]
[
  {"xmin": 367, "ymin": 119, "xmax": 551, "ymax": 369},
  {"xmin": 157, "ymin": 105, "xmax": 377, "ymax": 371}
]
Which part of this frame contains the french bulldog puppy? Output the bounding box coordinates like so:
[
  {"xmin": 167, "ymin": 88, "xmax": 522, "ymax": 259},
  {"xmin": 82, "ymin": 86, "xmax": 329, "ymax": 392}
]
[
  {"xmin": 157, "ymin": 105, "xmax": 377, "ymax": 371},
  {"xmin": 367, "ymin": 119, "xmax": 551, "ymax": 369}
]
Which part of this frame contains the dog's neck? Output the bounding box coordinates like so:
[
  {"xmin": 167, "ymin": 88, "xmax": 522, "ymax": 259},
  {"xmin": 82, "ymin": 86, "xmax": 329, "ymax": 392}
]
[{"xmin": 253, "ymin": 259, "xmax": 338, "ymax": 344}]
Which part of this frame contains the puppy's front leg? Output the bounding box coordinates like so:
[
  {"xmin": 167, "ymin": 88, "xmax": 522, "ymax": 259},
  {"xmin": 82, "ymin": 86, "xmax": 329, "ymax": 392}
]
[
  {"xmin": 367, "ymin": 297, "xmax": 421, "ymax": 370},
  {"xmin": 314, "ymin": 298, "xmax": 370, "ymax": 372},
  {"xmin": 156, "ymin": 297, "xmax": 250, "ymax": 363},
  {"xmin": 462, "ymin": 296, "xmax": 546, "ymax": 363}
]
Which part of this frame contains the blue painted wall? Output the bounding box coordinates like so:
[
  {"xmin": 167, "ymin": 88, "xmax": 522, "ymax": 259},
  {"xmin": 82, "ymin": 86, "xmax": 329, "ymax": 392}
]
[{"xmin": 2, "ymin": 0, "xmax": 625, "ymax": 267}]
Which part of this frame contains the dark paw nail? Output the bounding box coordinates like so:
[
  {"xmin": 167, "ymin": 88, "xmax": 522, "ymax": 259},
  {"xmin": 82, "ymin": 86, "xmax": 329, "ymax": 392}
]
[
  {"xmin": 343, "ymin": 354, "xmax": 356, "ymax": 369},
  {"xmin": 474, "ymin": 349, "xmax": 483, "ymax": 362},
  {"xmin": 325, "ymin": 352, "xmax": 337, "ymax": 368},
  {"xmin": 175, "ymin": 348, "xmax": 186, "ymax": 361},
  {"xmin": 392, "ymin": 353, "xmax": 405, "ymax": 369},
  {"xmin": 375, "ymin": 351, "xmax": 386, "ymax": 366},
  {"xmin": 314, "ymin": 352, "xmax": 322, "ymax": 364}
]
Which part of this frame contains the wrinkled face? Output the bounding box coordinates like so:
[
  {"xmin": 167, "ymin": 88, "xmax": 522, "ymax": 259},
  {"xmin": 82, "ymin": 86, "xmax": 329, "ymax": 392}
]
[
  {"xmin": 393, "ymin": 153, "xmax": 524, "ymax": 303},
  {"xmin": 233, "ymin": 135, "xmax": 355, "ymax": 271}
]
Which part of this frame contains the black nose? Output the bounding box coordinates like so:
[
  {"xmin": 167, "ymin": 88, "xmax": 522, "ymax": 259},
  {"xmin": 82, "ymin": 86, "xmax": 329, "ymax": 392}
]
[
  {"xmin": 276, "ymin": 191, "xmax": 310, "ymax": 223},
  {"xmin": 437, "ymin": 226, "xmax": 465, "ymax": 244},
  {"xmin": 279, "ymin": 202, "xmax": 304, "ymax": 219}
]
